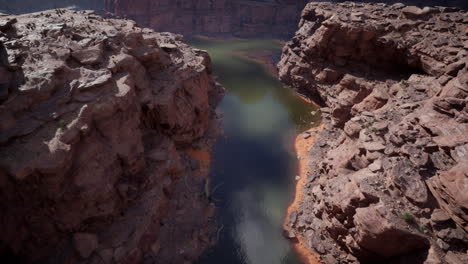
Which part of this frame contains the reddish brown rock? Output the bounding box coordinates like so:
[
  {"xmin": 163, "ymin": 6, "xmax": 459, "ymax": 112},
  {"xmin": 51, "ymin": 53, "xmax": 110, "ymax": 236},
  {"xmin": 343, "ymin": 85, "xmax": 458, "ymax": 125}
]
[
  {"xmin": 0, "ymin": 8, "xmax": 224, "ymax": 264},
  {"xmin": 279, "ymin": 2, "xmax": 467, "ymax": 263},
  {"xmin": 104, "ymin": 0, "xmax": 308, "ymax": 38}
]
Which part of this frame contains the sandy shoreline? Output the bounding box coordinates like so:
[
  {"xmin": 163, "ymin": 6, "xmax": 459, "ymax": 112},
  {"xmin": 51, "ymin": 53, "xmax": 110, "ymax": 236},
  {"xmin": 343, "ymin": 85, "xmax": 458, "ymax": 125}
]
[{"xmin": 285, "ymin": 124, "xmax": 324, "ymax": 264}]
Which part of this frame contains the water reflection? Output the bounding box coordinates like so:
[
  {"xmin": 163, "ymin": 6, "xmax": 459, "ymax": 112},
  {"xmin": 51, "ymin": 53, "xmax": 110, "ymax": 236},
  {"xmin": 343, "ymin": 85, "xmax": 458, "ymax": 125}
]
[
  {"xmin": 189, "ymin": 37, "xmax": 320, "ymax": 264},
  {"xmin": 233, "ymin": 183, "xmax": 293, "ymax": 264}
]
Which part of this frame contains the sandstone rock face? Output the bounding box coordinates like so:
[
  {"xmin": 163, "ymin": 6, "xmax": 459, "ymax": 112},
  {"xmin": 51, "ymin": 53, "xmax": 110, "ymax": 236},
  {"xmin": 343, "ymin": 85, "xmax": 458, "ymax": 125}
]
[
  {"xmin": 0, "ymin": 9, "xmax": 224, "ymax": 264},
  {"xmin": 279, "ymin": 2, "xmax": 467, "ymax": 263},
  {"xmin": 0, "ymin": 0, "xmax": 104, "ymax": 14},
  {"xmin": 104, "ymin": 0, "xmax": 308, "ymax": 38}
]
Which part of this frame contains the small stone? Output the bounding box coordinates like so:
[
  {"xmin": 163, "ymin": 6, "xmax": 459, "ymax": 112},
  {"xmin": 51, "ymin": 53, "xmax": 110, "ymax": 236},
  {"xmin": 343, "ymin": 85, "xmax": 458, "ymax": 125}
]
[
  {"xmin": 71, "ymin": 43, "xmax": 104, "ymax": 65},
  {"xmin": 373, "ymin": 121, "xmax": 389, "ymax": 131},
  {"xmin": 318, "ymin": 141, "xmax": 327, "ymax": 147},
  {"xmin": 76, "ymin": 69, "xmax": 112, "ymax": 91},
  {"xmin": 363, "ymin": 142, "xmax": 386, "ymax": 152},
  {"xmin": 392, "ymin": 3, "xmax": 405, "ymax": 9},
  {"xmin": 295, "ymin": 175, "xmax": 301, "ymax": 181},
  {"xmin": 436, "ymin": 238, "xmax": 449, "ymax": 250},
  {"xmin": 368, "ymin": 160, "xmax": 382, "ymax": 172},
  {"xmin": 431, "ymin": 209, "xmax": 451, "ymax": 223},
  {"xmin": 445, "ymin": 60, "xmax": 465, "ymax": 77},
  {"xmin": 402, "ymin": 6, "xmax": 433, "ymax": 19},
  {"xmin": 438, "ymin": 75, "xmax": 452, "ymax": 85},
  {"xmin": 282, "ymin": 229, "xmax": 296, "ymax": 239},
  {"xmin": 302, "ymin": 133, "xmax": 311, "ymax": 139},
  {"xmin": 160, "ymin": 43, "xmax": 177, "ymax": 52}
]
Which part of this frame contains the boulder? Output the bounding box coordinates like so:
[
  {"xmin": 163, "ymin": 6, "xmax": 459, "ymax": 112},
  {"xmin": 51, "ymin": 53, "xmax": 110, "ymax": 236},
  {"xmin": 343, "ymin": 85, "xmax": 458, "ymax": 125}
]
[
  {"xmin": 71, "ymin": 43, "xmax": 104, "ymax": 65},
  {"xmin": 353, "ymin": 204, "xmax": 429, "ymax": 258},
  {"xmin": 427, "ymin": 164, "xmax": 468, "ymax": 233}
]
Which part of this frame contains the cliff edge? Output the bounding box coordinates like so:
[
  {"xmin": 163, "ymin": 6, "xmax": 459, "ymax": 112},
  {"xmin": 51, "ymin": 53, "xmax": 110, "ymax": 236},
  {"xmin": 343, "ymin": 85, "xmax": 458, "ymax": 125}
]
[
  {"xmin": 0, "ymin": 9, "xmax": 224, "ymax": 263},
  {"xmin": 279, "ymin": 2, "xmax": 467, "ymax": 263}
]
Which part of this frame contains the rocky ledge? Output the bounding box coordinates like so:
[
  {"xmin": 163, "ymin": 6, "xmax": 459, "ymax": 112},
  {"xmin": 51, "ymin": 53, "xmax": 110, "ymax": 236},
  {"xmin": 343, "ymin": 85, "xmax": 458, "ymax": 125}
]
[
  {"xmin": 0, "ymin": 8, "xmax": 224, "ymax": 264},
  {"xmin": 279, "ymin": 2, "xmax": 467, "ymax": 264}
]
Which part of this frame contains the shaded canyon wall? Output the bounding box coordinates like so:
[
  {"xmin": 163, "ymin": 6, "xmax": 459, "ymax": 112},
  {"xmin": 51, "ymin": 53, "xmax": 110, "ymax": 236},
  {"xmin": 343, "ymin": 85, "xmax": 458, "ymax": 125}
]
[
  {"xmin": 0, "ymin": 9, "xmax": 224, "ymax": 264},
  {"xmin": 104, "ymin": 0, "xmax": 309, "ymax": 38},
  {"xmin": 0, "ymin": 0, "xmax": 104, "ymax": 14}
]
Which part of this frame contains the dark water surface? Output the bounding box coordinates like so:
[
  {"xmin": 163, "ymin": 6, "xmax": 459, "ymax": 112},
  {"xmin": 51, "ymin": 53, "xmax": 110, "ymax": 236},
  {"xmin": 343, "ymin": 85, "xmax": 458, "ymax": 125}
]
[{"xmin": 189, "ymin": 38, "xmax": 320, "ymax": 264}]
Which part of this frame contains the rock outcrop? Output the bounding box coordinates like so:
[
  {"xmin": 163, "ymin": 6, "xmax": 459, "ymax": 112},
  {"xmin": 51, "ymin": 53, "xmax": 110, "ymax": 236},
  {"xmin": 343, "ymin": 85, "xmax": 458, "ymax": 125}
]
[
  {"xmin": 104, "ymin": 0, "xmax": 308, "ymax": 39},
  {"xmin": 0, "ymin": 0, "xmax": 104, "ymax": 14},
  {"xmin": 279, "ymin": 2, "xmax": 467, "ymax": 263},
  {"xmin": 0, "ymin": 8, "xmax": 224, "ymax": 264}
]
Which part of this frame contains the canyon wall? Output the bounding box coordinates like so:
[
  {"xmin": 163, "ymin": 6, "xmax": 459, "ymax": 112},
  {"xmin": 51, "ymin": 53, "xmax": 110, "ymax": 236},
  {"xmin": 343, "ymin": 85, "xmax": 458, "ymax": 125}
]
[
  {"xmin": 279, "ymin": 2, "xmax": 467, "ymax": 264},
  {"xmin": 0, "ymin": 0, "xmax": 104, "ymax": 14},
  {"xmin": 0, "ymin": 9, "xmax": 224, "ymax": 263},
  {"xmin": 331, "ymin": 0, "xmax": 468, "ymax": 10},
  {"xmin": 104, "ymin": 0, "xmax": 309, "ymax": 38}
]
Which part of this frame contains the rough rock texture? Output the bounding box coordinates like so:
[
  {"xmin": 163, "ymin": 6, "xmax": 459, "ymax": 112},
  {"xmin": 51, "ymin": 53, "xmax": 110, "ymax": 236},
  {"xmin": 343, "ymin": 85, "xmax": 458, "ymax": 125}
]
[
  {"xmin": 0, "ymin": 8, "xmax": 224, "ymax": 264},
  {"xmin": 0, "ymin": 0, "xmax": 104, "ymax": 14},
  {"xmin": 333, "ymin": 0, "xmax": 468, "ymax": 10},
  {"xmin": 279, "ymin": 2, "xmax": 467, "ymax": 263},
  {"xmin": 104, "ymin": 0, "xmax": 309, "ymax": 39}
]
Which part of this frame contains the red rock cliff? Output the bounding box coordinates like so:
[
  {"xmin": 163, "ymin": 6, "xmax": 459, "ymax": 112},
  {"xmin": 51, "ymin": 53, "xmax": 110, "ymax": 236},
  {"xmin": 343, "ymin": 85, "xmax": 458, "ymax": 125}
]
[
  {"xmin": 0, "ymin": 9, "xmax": 224, "ymax": 263},
  {"xmin": 104, "ymin": 0, "xmax": 308, "ymax": 38},
  {"xmin": 279, "ymin": 2, "xmax": 467, "ymax": 264}
]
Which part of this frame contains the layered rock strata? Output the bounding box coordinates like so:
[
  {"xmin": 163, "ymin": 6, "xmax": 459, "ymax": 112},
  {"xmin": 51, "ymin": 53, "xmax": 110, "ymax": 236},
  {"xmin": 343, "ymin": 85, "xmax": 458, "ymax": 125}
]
[
  {"xmin": 104, "ymin": 0, "xmax": 308, "ymax": 39},
  {"xmin": 0, "ymin": 0, "xmax": 104, "ymax": 14},
  {"xmin": 279, "ymin": 2, "xmax": 467, "ymax": 263},
  {"xmin": 0, "ymin": 8, "xmax": 224, "ymax": 264}
]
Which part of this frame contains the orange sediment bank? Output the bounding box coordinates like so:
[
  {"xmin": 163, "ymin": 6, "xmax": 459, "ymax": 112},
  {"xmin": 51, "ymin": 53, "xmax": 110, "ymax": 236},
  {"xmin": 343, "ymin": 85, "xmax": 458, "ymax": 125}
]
[
  {"xmin": 285, "ymin": 124, "xmax": 325, "ymax": 264},
  {"xmin": 187, "ymin": 148, "xmax": 212, "ymax": 178},
  {"xmin": 238, "ymin": 50, "xmax": 279, "ymax": 76},
  {"xmin": 296, "ymin": 94, "xmax": 320, "ymax": 108}
]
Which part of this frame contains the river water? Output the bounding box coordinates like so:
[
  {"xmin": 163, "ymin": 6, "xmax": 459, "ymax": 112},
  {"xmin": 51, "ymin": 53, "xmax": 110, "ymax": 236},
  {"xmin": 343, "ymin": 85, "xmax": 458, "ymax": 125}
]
[{"xmin": 189, "ymin": 38, "xmax": 320, "ymax": 264}]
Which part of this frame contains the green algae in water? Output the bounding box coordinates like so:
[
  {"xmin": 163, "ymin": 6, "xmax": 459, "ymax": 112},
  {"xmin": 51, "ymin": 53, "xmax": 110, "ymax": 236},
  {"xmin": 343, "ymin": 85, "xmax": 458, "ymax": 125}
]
[{"xmin": 190, "ymin": 37, "xmax": 320, "ymax": 133}]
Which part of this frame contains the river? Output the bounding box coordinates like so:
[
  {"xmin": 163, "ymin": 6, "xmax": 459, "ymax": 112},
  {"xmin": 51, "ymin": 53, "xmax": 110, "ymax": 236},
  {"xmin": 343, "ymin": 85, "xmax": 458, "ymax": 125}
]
[{"xmin": 189, "ymin": 37, "xmax": 320, "ymax": 264}]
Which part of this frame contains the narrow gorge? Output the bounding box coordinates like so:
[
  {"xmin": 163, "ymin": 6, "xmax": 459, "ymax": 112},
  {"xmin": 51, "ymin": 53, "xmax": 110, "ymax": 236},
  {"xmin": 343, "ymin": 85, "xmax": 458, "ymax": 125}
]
[{"xmin": 0, "ymin": 1, "xmax": 467, "ymax": 264}]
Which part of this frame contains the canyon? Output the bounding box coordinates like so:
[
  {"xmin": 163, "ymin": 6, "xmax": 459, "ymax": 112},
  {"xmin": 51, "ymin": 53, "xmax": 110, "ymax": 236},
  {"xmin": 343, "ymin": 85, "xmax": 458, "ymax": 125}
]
[
  {"xmin": 103, "ymin": 0, "xmax": 468, "ymax": 39},
  {"xmin": 104, "ymin": 0, "xmax": 309, "ymax": 39},
  {"xmin": 279, "ymin": 2, "xmax": 467, "ymax": 264},
  {"xmin": 0, "ymin": 1, "xmax": 467, "ymax": 264},
  {"xmin": 0, "ymin": 8, "xmax": 224, "ymax": 263},
  {"xmin": 0, "ymin": 0, "xmax": 104, "ymax": 14}
]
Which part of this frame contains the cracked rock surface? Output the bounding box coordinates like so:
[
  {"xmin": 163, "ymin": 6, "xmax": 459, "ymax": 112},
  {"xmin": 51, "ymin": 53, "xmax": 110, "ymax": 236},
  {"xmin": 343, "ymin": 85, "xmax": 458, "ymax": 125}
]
[
  {"xmin": 0, "ymin": 8, "xmax": 224, "ymax": 264},
  {"xmin": 279, "ymin": 2, "xmax": 467, "ymax": 263}
]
